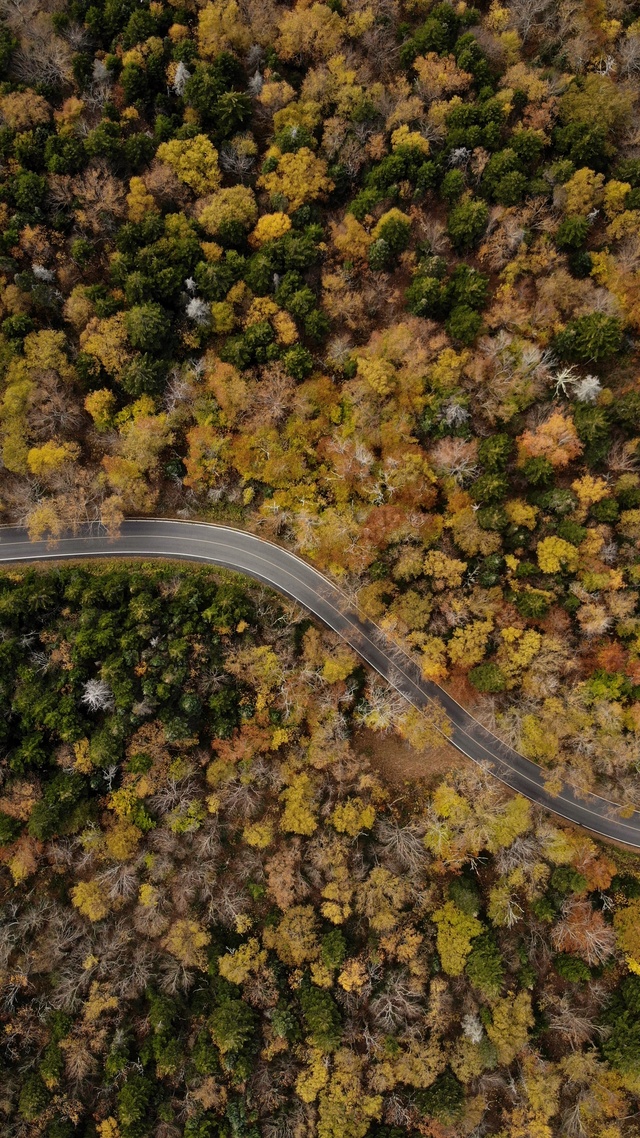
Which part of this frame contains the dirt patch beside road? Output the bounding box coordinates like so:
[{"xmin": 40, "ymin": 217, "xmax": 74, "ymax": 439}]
[{"xmin": 354, "ymin": 726, "xmax": 475, "ymax": 788}]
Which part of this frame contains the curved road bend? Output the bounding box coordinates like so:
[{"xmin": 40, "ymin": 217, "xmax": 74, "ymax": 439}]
[{"xmin": 0, "ymin": 518, "xmax": 639, "ymax": 848}]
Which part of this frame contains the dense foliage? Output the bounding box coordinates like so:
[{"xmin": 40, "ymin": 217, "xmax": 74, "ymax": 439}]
[
  {"xmin": 0, "ymin": 0, "xmax": 639, "ymax": 811},
  {"xmin": 2, "ymin": 564, "xmax": 640, "ymax": 1138},
  {"xmin": 1, "ymin": 0, "xmax": 640, "ymax": 806}
]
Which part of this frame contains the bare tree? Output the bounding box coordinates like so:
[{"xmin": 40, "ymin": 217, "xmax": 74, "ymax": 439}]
[
  {"xmin": 81, "ymin": 677, "xmax": 115, "ymax": 712},
  {"xmin": 374, "ymin": 817, "xmax": 429, "ymax": 875},
  {"xmin": 369, "ymin": 970, "xmax": 424, "ymax": 1031},
  {"xmin": 543, "ymin": 992, "xmax": 605, "ymax": 1048}
]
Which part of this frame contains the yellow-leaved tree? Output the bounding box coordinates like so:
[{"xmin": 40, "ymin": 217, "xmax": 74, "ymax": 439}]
[
  {"xmin": 448, "ymin": 619, "xmax": 494, "ymax": 669},
  {"xmin": 126, "ymin": 176, "xmax": 159, "ymax": 222},
  {"xmin": 258, "ymin": 148, "xmax": 334, "ymax": 211},
  {"xmin": 486, "ymin": 991, "xmax": 534, "ymax": 1064},
  {"xmin": 250, "ymin": 211, "xmax": 292, "ymax": 246},
  {"xmin": 71, "ymin": 880, "xmax": 110, "ymax": 921},
  {"xmin": 263, "ymin": 905, "xmax": 320, "ymax": 966},
  {"xmin": 198, "ymin": 185, "xmax": 258, "ymax": 237},
  {"xmin": 276, "ymin": 1, "xmax": 346, "ymax": 62},
  {"xmin": 317, "ymin": 1049, "xmax": 382, "ymax": 1138},
  {"xmin": 26, "ymin": 441, "xmax": 80, "ymax": 479},
  {"xmin": 331, "ymin": 797, "xmax": 376, "ymax": 838},
  {"xmin": 156, "ymin": 135, "xmax": 221, "ymax": 194},
  {"xmin": 197, "ymin": 0, "xmax": 251, "ymax": 58},
  {"xmin": 536, "ymin": 535, "xmax": 580, "ymax": 574},
  {"xmin": 217, "ymin": 938, "xmax": 267, "ymax": 984},
  {"xmin": 280, "ymin": 773, "xmax": 318, "ymax": 835},
  {"xmin": 431, "ymin": 901, "xmax": 483, "ymax": 975},
  {"xmin": 163, "ymin": 919, "xmax": 211, "ymax": 969}
]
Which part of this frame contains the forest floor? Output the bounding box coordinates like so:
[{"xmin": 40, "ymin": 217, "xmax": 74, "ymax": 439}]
[{"xmin": 354, "ymin": 725, "xmax": 473, "ymax": 788}]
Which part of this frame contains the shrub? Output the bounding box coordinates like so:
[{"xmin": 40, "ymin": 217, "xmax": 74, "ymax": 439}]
[
  {"xmin": 283, "ymin": 344, "xmax": 314, "ymax": 380},
  {"xmin": 210, "ymin": 1000, "xmax": 256, "ymax": 1055},
  {"xmin": 514, "ymin": 589, "xmax": 551, "ymax": 619},
  {"xmin": 554, "ymin": 313, "xmax": 624, "ymax": 363},
  {"xmin": 466, "ymin": 932, "xmax": 505, "ymax": 995},
  {"xmin": 469, "ymin": 662, "xmax": 506, "ymax": 693},
  {"xmin": 555, "ymin": 953, "xmax": 591, "ymax": 982},
  {"xmin": 478, "ymin": 433, "xmax": 512, "ymax": 470},
  {"xmin": 601, "ymin": 975, "xmax": 640, "ymax": 1075},
  {"xmin": 299, "ymin": 986, "xmax": 342, "ymax": 1051},
  {"xmin": 447, "ymin": 198, "xmax": 489, "ymax": 250},
  {"xmin": 445, "ymin": 304, "xmax": 482, "ymax": 345},
  {"xmin": 441, "ymin": 168, "xmax": 465, "ymax": 204},
  {"xmin": 556, "ymin": 215, "xmax": 590, "ymax": 250},
  {"xmin": 416, "ymin": 1070, "xmax": 464, "ymax": 1122},
  {"xmin": 0, "ymin": 810, "xmax": 21, "ymax": 844},
  {"xmin": 125, "ymin": 303, "xmax": 170, "ymax": 352}
]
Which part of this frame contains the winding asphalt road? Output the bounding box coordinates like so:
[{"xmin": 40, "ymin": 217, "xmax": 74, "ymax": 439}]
[{"xmin": 1, "ymin": 518, "xmax": 639, "ymax": 847}]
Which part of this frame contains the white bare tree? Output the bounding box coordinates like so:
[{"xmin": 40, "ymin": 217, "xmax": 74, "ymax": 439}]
[
  {"xmin": 172, "ymin": 60, "xmax": 190, "ymax": 96},
  {"xmin": 81, "ymin": 678, "xmax": 115, "ymax": 712}
]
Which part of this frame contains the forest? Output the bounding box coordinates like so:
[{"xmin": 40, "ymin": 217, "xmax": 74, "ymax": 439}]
[
  {"xmin": 2, "ymin": 0, "xmax": 640, "ymax": 1131},
  {"xmin": 1, "ymin": 562, "xmax": 640, "ymax": 1138},
  {"xmin": 0, "ymin": 0, "xmax": 639, "ymax": 802}
]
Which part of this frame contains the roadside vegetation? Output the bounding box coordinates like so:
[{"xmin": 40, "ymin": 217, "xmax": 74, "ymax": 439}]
[
  {"xmin": 2, "ymin": 0, "xmax": 640, "ymax": 1130},
  {"xmin": 2, "ymin": 564, "xmax": 640, "ymax": 1137},
  {"xmin": 1, "ymin": 0, "xmax": 640, "ymax": 805}
]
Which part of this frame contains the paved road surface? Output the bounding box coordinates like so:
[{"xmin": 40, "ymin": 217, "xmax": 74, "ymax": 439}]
[{"xmin": 1, "ymin": 518, "xmax": 639, "ymax": 847}]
